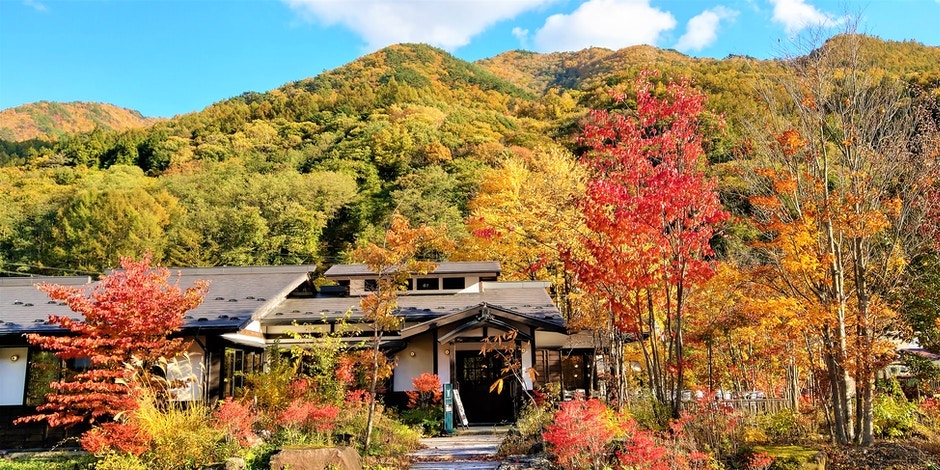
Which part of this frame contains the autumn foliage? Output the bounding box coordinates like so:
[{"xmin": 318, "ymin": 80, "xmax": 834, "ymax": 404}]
[
  {"xmin": 406, "ymin": 372, "xmax": 443, "ymax": 410},
  {"xmin": 543, "ymin": 398, "xmax": 618, "ymax": 470},
  {"xmin": 574, "ymin": 71, "xmax": 729, "ymax": 414},
  {"xmin": 17, "ymin": 254, "xmax": 207, "ymax": 435}
]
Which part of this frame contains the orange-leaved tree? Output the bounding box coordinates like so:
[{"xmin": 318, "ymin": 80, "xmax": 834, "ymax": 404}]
[
  {"xmin": 15, "ymin": 254, "xmax": 208, "ymax": 453},
  {"xmin": 747, "ymin": 30, "xmax": 940, "ymax": 444},
  {"xmin": 574, "ymin": 71, "xmax": 729, "ymax": 417},
  {"xmin": 351, "ymin": 213, "xmax": 453, "ymax": 451}
]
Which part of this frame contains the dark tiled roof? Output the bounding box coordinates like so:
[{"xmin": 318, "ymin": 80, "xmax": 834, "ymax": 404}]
[
  {"xmin": 175, "ymin": 266, "xmax": 315, "ymax": 329},
  {"xmin": 262, "ymin": 282, "xmax": 564, "ymax": 329},
  {"xmin": 0, "ymin": 265, "xmax": 317, "ymax": 335},
  {"xmin": 324, "ymin": 261, "xmax": 501, "ymax": 278},
  {"xmin": 0, "ymin": 277, "xmax": 91, "ymax": 334}
]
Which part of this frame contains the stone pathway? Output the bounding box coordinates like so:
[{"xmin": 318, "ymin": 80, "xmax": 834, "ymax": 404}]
[{"xmin": 408, "ymin": 427, "xmax": 507, "ymax": 470}]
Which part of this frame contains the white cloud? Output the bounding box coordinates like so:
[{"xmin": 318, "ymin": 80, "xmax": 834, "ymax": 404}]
[
  {"xmin": 769, "ymin": 0, "xmax": 843, "ymax": 35},
  {"xmin": 23, "ymin": 0, "xmax": 48, "ymax": 12},
  {"xmin": 675, "ymin": 6, "xmax": 737, "ymax": 52},
  {"xmin": 512, "ymin": 27, "xmax": 530, "ymax": 48},
  {"xmin": 284, "ymin": 0, "xmax": 553, "ymax": 51},
  {"xmin": 531, "ymin": 0, "xmax": 676, "ymax": 53}
]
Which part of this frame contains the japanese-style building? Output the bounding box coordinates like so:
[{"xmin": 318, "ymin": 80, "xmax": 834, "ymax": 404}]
[{"xmin": 0, "ymin": 261, "xmax": 594, "ymax": 447}]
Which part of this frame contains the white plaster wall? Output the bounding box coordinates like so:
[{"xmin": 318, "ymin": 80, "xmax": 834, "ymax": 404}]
[
  {"xmin": 350, "ymin": 279, "xmax": 365, "ymax": 296},
  {"xmin": 437, "ymin": 344, "xmax": 452, "ymax": 384},
  {"xmin": 536, "ymin": 331, "xmax": 570, "ymax": 348},
  {"xmin": 393, "ymin": 335, "xmax": 434, "ymax": 391},
  {"xmin": 459, "ymin": 276, "xmax": 480, "ymax": 293},
  {"xmin": 0, "ymin": 347, "xmax": 28, "ymax": 406},
  {"xmin": 167, "ymin": 341, "xmax": 206, "ymax": 401},
  {"xmin": 522, "ymin": 349, "xmax": 533, "ymax": 390}
]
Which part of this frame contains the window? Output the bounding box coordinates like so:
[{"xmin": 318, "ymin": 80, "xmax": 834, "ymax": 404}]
[
  {"xmin": 26, "ymin": 351, "xmax": 61, "ymax": 406},
  {"xmin": 416, "ymin": 278, "xmax": 439, "ymax": 290},
  {"xmin": 222, "ymin": 348, "xmax": 263, "ymax": 397},
  {"xmin": 364, "ymin": 279, "xmax": 378, "ymax": 292},
  {"xmin": 442, "ymin": 277, "xmax": 466, "ymax": 290}
]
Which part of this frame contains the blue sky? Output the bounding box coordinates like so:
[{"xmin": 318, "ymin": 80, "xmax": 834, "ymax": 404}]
[{"xmin": 1, "ymin": 0, "xmax": 938, "ymax": 118}]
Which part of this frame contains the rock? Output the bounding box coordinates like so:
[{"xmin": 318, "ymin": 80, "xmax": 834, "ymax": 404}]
[
  {"xmin": 225, "ymin": 457, "xmax": 247, "ymax": 470},
  {"xmin": 270, "ymin": 446, "xmax": 363, "ymax": 470}
]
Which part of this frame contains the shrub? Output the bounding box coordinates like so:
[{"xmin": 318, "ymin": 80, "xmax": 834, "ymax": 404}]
[
  {"xmin": 93, "ymin": 453, "xmax": 147, "ymax": 470},
  {"xmin": 333, "ymin": 394, "xmax": 422, "ymax": 456},
  {"xmin": 277, "ymin": 399, "xmax": 341, "ymax": 445},
  {"xmin": 215, "ymin": 399, "xmax": 259, "ymax": 447},
  {"xmin": 615, "ymin": 417, "xmax": 713, "ymax": 470},
  {"xmin": 678, "ymin": 399, "xmax": 748, "ymax": 462},
  {"xmin": 543, "ymin": 398, "xmax": 618, "ymax": 470},
  {"xmin": 758, "ymin": 408, "xmax": 809, "ymax": 443},
  {"xmin": 874, "ymin": 378, "xmax": 920, "ymax": 438},
  {"xmin": 401, "ymin": 373, "xmax": 443, "ymax": 436},
  {"xmin": 132, "ymin": 392, "xmax": 228, "ymax": 469}
]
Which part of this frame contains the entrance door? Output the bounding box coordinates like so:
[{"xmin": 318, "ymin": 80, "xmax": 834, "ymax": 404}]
[{"xmin": 455, "ymin": 350, "xmax": 515, "ymax": 424}]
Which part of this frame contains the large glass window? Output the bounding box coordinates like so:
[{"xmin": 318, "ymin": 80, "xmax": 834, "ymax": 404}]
[
  {"xmin": 25, "ymin": 351, "xmax": 61, "ymax": 406},
  {"xmin": 416, "ymin": 278, "xmax": 439, "ymax": 290},
  {"xmin": 442, "ymin": 277, "xmax": 466, "ymax": 290},
  {"xmin": 222, "ymin": 348, "xmax": 262, "ymax": 397}
]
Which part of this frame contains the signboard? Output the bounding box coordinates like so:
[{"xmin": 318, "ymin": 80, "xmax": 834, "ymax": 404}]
[
  {"xmin": 443, "ymin": 383, "xmax": 454, "ymax": 434},
  {"xmin": 452, "ymin": 388, "xmax": 469, "ymax": 427}
]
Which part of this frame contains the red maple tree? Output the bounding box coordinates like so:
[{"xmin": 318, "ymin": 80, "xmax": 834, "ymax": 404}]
[
  {"xmin": 16, "ymin": 254, "xmax": 208, "ymax": 431},
  {"xmin": 574, "ymin": 71, "xmax": 729, "ymax": 417}
]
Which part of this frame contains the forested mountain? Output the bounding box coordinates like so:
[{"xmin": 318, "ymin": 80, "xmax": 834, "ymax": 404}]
[
  {"xmin": 0, "ymin": 37, "xmax": 937, "ymax": 276},
  {"xmin": 0, "ymin": 101, "xmax": 160, "ymax": 142}
]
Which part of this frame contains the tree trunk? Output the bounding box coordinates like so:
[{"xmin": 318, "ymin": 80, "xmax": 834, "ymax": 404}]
[{"xmin": 363, "ymin": 333, "xmax": 382, "ymax": 452}]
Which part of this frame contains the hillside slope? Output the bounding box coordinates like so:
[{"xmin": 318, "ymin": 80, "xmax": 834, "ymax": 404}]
[{"xmin": 0, "ymin": 101, "xmax": 160, "ymax": 141}]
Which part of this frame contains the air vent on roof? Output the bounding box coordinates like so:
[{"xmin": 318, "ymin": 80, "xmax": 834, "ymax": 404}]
[
  {"xmin": 218, "ymin": 315, "xmax": 229, "ymax": 319},
  {"xmin": 291, "ymin": 310, "xmax": 300, "ymax": 313},
  {"xmin": 58, "ymin": 302, "xmax": 66, "ymax": 306},
  {"xmin": 24, "ymin": 303, "xmax": 34, "ymax": 307},
  {"xmin": 184, "ymin": 316, "xmax": 193, "ymax": 320},
  {"xmin": 214, "ymin": 297, "xmax": 225, "ymax": 301},
  {"xmin": 304, "ymin": 311, "xmax": 314, "ymax": 315},
  {"xmin": 257, "ymin": 297, "xmax": 266, "ymax": 302},
  {"xmin": 228, "ymin": 298, "xmax": 238, "ymax": 302},
  {"xmin": 523, "ymin": 304, "xmax": 532, "ymax": 307},
  {"xmin": 245, "ymin": 296, "xmax": 255, "ymax": 300},
  {"xmin": 230, "ymin": 316, "xmax": 240, "ymax": 321},
  {"xmin": 12, "ymin": 301, "xmax": 23, "ymax": 305},
  {"xmin": 197, "ymin": 317, "xmax": 208, "ymax": 322},
  {"xmin": 34, "ymin": 319, "xmax": 45, "ymax": 323},
  {"xmin": 47, "ymin": 300, "xmax": 57, "ymax": 304},
  {"xmin": 423, "ymin": 308, "xmax": 431, "ymax": 312},
  {"xmin": 274, "ymin": 312, "xmax": 284, "ymax": 316}
]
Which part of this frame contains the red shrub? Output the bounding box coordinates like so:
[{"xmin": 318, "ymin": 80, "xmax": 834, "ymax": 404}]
[
  {"xmin": 747, "ymin": 452, "xmax": 774, "ymax": 470},
  {"xmin": 214, "ymin": 399, "xmax": 258, "ymax": 447},
  {"xmin": 278, "ymin": 399, "xmax": 340, "ymax": 434},
  {"xmin": 80, "ymin": 421, "xmax": 149, "ymax": 456},
  {"xmin": 406, "ymin": 373, "xmax": 442, "ymax": 409},
  {"xmin": 616, "ymin": 416, "xmax": 713, "ymax": 470},
  {"xmin": 543, "ymin": 398, "xmax": 617, "ymax": 469}
]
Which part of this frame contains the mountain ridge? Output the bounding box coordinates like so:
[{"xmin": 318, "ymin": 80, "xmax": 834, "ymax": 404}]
[{"xmin": 0, "ymin": 101, "xmax": 162, "ymax": 142}]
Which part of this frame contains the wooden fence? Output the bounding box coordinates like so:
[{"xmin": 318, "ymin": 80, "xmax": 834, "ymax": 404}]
[{"xmin": 681, "ymin": 398, "xmax": 792, "ymax": 415}]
